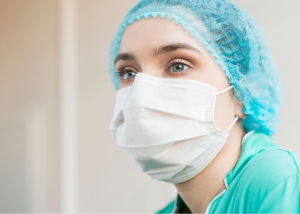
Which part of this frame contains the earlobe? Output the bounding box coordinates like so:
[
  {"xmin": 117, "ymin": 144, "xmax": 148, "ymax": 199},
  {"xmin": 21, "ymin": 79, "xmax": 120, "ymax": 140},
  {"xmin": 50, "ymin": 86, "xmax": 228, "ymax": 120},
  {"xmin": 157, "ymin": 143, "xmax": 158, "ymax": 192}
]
[{"xmin": 235, "ymin": 101, "xmax": 245, "ymax": 119}]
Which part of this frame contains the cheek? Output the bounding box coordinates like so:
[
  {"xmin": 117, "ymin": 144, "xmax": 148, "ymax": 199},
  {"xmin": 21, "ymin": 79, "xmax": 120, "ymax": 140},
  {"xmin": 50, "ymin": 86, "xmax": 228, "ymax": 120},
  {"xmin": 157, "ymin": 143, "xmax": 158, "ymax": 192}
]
[
  {"xmin": 182, "ymin": 57, "xmax": 229, "ymax": 89},
  {"xmin": 176, "ymin": 59, "xmax": 236, "ymax": 131},
  {"xmin": 119, "ymin": 80, "xmax": 134, "ymax": 89},
  {"xmin": 213, "ymin": 92, "xmax": 236, "ymax": 132}
]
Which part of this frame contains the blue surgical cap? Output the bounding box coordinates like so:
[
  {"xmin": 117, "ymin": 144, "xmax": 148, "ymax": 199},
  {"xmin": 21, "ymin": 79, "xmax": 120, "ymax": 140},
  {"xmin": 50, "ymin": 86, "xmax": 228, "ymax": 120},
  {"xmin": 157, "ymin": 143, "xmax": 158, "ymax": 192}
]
[{"xmin": 107, "ymin": 0, "xmax": 283, "ymax": 136}]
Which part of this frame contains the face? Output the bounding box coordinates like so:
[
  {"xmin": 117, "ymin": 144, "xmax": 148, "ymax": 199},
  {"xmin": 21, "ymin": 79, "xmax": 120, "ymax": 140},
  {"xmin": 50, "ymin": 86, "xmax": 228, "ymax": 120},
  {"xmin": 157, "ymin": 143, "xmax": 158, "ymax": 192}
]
[{"xmin": 115, "ymin": 16, "xmax": 244, "ymax": 132}]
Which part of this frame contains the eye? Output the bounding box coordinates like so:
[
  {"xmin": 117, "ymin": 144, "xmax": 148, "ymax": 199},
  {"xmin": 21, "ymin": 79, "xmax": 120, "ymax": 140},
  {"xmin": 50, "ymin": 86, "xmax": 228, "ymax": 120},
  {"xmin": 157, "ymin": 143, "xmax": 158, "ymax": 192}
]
[
  {"xmin": 165, "ymin": 59, "xmax": 193, "ymax": 76},
  {"xmin": 124, "ymin": 70, "xmax": 136, "ymax": 80},
  {"xmin": 115, "ymin": 66, "xmax": 137, "ymax": 82},
  {"xmin": 171, "ymin": 63, "xmax": 189, "ymax": 72}
]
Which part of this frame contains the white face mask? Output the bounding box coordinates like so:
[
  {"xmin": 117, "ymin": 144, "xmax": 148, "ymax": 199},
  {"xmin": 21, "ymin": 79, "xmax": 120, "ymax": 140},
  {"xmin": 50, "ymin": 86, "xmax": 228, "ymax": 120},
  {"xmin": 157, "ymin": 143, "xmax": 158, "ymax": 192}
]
[{"xmin": 110, "ymin": 73, "xmax": 239, "ymax": 183}]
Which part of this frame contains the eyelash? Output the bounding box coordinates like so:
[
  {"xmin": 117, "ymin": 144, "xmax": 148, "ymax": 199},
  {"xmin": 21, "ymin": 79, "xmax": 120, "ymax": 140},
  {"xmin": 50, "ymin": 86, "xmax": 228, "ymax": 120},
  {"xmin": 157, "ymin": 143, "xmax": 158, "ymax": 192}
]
[{"xmin": 115, "ymin": 59, "xmax": 193, "ymax": 82}]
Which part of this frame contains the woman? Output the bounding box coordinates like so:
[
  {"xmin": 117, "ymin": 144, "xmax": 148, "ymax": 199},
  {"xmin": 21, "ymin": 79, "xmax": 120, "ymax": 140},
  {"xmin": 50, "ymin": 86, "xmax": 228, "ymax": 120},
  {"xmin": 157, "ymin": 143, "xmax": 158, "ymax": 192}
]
[{"xmin": 108, "ymin": 0, "xmax": 300, "ymax": 213}]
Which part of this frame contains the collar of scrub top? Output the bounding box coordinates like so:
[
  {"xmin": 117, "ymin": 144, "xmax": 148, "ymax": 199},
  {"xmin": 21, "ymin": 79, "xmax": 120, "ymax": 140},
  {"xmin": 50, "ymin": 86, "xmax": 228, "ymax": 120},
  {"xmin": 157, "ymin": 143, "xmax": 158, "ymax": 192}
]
[{"xmin": 171, "ymin": 130, "xmax": 256, "ymax": 214}]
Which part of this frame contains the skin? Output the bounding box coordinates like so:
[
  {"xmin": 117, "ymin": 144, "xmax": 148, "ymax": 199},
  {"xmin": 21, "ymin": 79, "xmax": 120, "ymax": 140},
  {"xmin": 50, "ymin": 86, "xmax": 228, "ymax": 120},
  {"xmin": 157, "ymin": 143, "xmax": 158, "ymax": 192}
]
[{"xmin": 115, "ymin": 16, "xmax": 246, "ymax": 213}]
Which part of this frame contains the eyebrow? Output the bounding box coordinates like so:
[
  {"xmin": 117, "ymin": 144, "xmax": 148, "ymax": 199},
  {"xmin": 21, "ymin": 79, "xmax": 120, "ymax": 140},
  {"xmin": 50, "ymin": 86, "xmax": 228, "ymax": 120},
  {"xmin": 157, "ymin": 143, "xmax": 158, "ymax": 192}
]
[{"xmin": 114, "ymin": 42, "xmax": 203, "ymax": 66}]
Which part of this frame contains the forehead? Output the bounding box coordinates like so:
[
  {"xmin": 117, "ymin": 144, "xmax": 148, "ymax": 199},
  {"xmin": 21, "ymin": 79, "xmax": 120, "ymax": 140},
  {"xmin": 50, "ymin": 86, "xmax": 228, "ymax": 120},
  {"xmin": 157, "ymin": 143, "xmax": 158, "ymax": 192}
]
[{"xmin": 119, "ymin": 16, "xmax": 207, "ymax": 55}]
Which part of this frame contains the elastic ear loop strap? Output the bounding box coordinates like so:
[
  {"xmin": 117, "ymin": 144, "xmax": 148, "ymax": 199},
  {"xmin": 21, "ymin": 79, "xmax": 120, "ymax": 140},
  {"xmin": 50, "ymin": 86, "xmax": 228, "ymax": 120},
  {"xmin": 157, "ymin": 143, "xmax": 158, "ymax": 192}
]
[
  {"xmin": 216, "ymin": 85, "xmax": 239, "ymax": 133},
  {"xmin": 216, "ymin": 85, "xmax": 234, "ymax": 95},
  {"xmin": 226, "ymin": 116, "xmax": 239, "ymax": 133}
]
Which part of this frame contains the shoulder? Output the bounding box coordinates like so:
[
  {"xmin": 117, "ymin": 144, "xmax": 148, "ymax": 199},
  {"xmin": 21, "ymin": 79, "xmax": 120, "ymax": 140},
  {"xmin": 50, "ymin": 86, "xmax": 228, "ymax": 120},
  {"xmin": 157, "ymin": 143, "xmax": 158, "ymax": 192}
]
[
  {"xmin": 244, "ymin": 148, "xmax": 300, "ymax": 185},
  {"xmin": 228, "ymin": 148, "xmax": 300, "ymax": 213},
  {"xmin": 257, "ymin": 171, "xmax": 300, "ymax": 212},
  {"xmin": 239, "ymin": 148, "xmax": 300, "ymax": 191},
  {"xmin": 237, "ymin": 148, "xmax": 300, "ymax": 211},
  {"xmin": 155, "ymin": 200, "xmax": 175, "ymax": 214}
]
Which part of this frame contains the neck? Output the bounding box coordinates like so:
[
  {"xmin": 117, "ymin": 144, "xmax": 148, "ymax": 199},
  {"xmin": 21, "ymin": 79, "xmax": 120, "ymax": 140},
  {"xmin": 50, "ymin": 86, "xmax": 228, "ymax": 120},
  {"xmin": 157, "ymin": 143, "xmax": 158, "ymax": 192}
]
[{"xmin": 174, "ymin": 120, "xmax": 246, "ymax": 213}]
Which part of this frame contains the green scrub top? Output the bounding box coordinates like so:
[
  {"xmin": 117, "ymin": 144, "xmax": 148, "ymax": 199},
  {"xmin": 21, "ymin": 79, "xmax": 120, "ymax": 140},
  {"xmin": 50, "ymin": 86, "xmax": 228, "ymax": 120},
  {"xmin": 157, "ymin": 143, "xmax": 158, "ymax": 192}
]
[{"xmin": 155, "ymin": 130, "xmax": 300, "ymax": 213}]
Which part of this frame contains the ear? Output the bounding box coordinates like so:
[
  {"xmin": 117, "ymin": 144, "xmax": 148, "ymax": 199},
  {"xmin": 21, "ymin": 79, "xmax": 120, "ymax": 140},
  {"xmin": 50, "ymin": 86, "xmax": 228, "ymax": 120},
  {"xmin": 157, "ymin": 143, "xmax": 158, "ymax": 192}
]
[{"xmin": 235, "ymin": 101, "xmax": 245, "ymax": 119}]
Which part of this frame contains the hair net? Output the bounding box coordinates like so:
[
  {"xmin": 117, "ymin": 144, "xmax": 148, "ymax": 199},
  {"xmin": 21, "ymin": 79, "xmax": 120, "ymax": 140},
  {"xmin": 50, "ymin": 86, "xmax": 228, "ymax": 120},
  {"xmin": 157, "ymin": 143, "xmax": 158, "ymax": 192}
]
[{"xmin": 107, "ymin": 0, "xmax": 283, "ymax": 136}]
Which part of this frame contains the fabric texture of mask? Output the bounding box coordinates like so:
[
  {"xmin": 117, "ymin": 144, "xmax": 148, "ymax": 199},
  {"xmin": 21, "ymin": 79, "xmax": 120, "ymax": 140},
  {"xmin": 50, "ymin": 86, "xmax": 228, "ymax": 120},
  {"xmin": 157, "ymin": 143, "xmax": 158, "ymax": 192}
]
[
  {"xmin": 110, "ymin": 73, "xmax": 238, "ymax": 183},
  {"xmin": 107, "ymin": 0, "xmax": 283, "ymax": 136}
]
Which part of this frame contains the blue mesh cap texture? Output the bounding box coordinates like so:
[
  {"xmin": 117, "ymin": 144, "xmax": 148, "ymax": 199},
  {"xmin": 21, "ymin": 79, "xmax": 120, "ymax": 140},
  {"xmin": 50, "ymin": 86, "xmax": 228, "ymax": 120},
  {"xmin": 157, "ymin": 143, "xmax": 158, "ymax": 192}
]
[{"xmin": 107, "ymin": 0, "xmax": 283, "ymax": 136}]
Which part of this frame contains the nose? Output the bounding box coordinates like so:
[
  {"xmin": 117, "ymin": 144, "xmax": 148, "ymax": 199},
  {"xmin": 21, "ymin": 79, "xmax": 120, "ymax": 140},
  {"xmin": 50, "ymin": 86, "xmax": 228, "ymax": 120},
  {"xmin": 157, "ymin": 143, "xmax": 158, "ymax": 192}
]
[{"xmin": 141, "ymin": 65, "xmax": 164, "ymax": 78}]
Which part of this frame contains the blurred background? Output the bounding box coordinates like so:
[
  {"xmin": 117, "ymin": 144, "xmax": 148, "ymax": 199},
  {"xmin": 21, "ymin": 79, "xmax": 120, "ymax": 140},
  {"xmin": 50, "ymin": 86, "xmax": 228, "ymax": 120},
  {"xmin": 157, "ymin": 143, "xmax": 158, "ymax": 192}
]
[{"xmin": 0, "ymin": 0, "xmax": 299, "ymax": 213}]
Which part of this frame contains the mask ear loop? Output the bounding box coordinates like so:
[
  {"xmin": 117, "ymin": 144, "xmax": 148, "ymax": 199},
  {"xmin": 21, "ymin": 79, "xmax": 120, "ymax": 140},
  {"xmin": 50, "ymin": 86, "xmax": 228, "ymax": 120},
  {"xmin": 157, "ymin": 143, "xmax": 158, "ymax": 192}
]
[
  {"xmin": 216, "ymin": 85, "xmax": 239, "ymax": 133},
  {"xmin": 216, "ymin": 85, "xmax": 234, "ymax": 95},
  {"xmin": 226, "ymin": 116, "xmax": 239, "ymax": 133}
]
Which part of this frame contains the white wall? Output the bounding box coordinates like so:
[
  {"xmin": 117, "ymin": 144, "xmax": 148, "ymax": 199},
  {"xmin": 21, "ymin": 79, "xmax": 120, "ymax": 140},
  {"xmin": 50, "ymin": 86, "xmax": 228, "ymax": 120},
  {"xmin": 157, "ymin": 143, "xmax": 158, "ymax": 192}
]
[{"xmin": 0, "ymin": 0, "xmax": 60, "ymax": 212}]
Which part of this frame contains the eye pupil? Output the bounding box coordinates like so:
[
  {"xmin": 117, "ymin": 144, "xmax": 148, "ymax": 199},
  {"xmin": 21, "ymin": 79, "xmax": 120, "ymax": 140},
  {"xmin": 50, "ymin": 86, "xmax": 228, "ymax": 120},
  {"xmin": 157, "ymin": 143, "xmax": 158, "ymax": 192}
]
[
  {"xmin": 172, "ymin": 63, "xmax": 184, "ymax": 72},
  {"xmin": 124, "ymin": 71, "xmax": 136, "ymax": 80}
]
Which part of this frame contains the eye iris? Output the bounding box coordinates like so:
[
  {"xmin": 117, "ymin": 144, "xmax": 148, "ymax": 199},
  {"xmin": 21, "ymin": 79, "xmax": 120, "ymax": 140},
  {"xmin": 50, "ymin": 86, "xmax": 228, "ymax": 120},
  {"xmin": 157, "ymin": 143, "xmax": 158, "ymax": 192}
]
[
  {"xmin": 172, "ymin": 63, "xmax": 184, "ymax": 72},
  {"xmin": 124, "ymin": 71, "xmax": 136, "ymax": 79}
]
